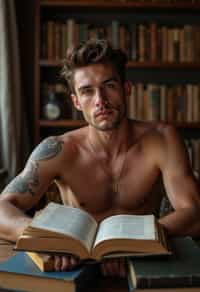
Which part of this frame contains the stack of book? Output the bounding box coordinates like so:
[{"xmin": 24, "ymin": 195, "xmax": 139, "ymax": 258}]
[
  {"xmin": 0, "ymin": 202, "xmax": 171, "ymax": 291},
  {"xmin": 128, "ymin": 237, "xmax": 200, "ymax": 292},
  {"xmin": 0, "ymin": 203, "xmax": 200, "ymax": 291}
]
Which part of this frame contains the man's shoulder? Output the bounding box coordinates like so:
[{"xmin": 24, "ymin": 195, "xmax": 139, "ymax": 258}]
[
  {"xmin": 130, "ymin": 120, "xmax": 180, "ymax": 156},
  {"xmin": 30, "ymin": 127, "xmax": 88, "ymax": 163},
  {"xmin": 130, "ymin": 119, "xmax": 177, "ymax": 142},
  {"xmin": 58, "ymin": 126, "xmax": 89, "ymax": 158},
  {"xmin": 60, "ymin": 126, "xmax": 89, "ymax": 146}
]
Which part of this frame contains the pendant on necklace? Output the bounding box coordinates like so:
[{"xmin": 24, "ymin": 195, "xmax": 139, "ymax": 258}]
[{"xmin": 112, "ymin": 179, "xmax": 119, "ymax": 195}]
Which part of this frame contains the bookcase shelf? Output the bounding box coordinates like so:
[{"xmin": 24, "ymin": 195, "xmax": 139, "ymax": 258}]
[
  {"xmin": 40, "ymin": 59, "xmax": 200, "ymax": 69},
  {"xmin": 39, "ymin": 119, "xmax": 86, "ymax": 128},
  {"xmin": 40, "ymin": 1, "xmax": 200, "ymax": 11},
  {"xmin": 39, "ymin": 119, "xmax": 200, "ymax": 129},
  {"xmin": 34, "ymin": 0, "xmax": 200, "ymax": 174}
]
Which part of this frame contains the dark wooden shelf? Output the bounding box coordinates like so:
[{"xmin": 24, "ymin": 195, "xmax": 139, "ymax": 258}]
[
  {"xmin": 40, "ymin": 60, "xmax": 64, "ymax": 67},
  {"xmin": 127, "ymin": 62, "xmax": 200, "ymax": 69},
  {"xmin": 40, "ymin": 60, "xmax": 200, "ymax": 69},
  {"xmin": 40, "ymin": 1, "xmax": 200, "ymax": 11},
  {"xmin": 175, "ymin": 122, "xmax": 200, "ymax": 129},
  {"xmin": 39, "ymin": 119, "xmax": 87, "ymax": 127},
  {"xmin": 39, "ymin": 119, "xmax": 200, "ymax": 129}
]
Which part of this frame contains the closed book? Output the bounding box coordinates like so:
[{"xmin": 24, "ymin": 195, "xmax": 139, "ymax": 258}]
[
  {"xmin": 130, "ymin": 23, "xmax": 137, "ymax": 61},
  {"xmin": 137, "ymin": 83, "xmax": 145, "ymax": 119},
  {"xmin": 186, "ymin": 84, "xmax": 194, "ymax": 122},
  {"xmin": 161, "ymin": 26, "xmax": 168, "ymax": 62},
  {"xmin": 192, "ymin": 85, "xmax": 200, "ymax": 122},
  {"xmin": 167, "ymin": 28, "xmax": 174, "ymax": 63},
  {"xmin": 160, "ymin": 85, "xmax": 167, "ymax": 121},
  {"xmin": 147, "ymin": 84, "xmax": 160, "ymax": 121},
  {"xmin": 172, "ymin": 28, "xmax": 180, "ymax": 63},
  {"xmin": 134, "ymin": 288, "xmax": 200, "ymax": 292},
  {"xmin": 128, "ymin": 237, "xmax": 200, "ymax": 291},
  {"xmin": 61, "ymin": 23, "xmax": 68, "ymax": 59},
  {"xmin": 126, "ymin": 84, "xmax": 137, "ymax": 119},
  {"xmin": 184, "ymin": 25, "xmax": 194, "ymax": 62},
  {"xmin": 150, "ymin": 23, "xmax": 157, "ymax": 62},
  {"xmin": 47, "ymin": 20, "xmax": 55, "ymax": 60},
  {"xmin": 166, "ymin": 87, "xmax": 174, "ymax": 122},
  {"xmin": 67, "ymin": 19, "xmax": 78, "ymax": 49},
  {"xmin": 111, "ymin": 20, "xmax": 120, "ymax": 49},
  {"xmin": 55, "ymin": 22, "xmax": 61, "ymax": 60},
  {"xmin": 0, "ymin": 252, "xmax": 98, "ymax": 292},
  {"xmin": 138, "ymin": 24, "xmax": 146, "ymax": 62},
  {"xmin": 79, "ymin": 23, "xmax": 88, "ymax": 43},
  {"xmin": 175, "ymin": 85, "xmax": 186, "ymax": 122}
]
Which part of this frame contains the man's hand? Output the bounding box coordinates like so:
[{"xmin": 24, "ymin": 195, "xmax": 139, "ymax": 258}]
[
  {"xmin": 53, "ymin": 255, "xmax": 80, "ymax": 271},
  {"xmin": 46, "ymin": 255, "xmax": 127, "ymax": 277},
  {"xmin": 101, "ymin": 258, "xmax": 126, "ymax": 278}
]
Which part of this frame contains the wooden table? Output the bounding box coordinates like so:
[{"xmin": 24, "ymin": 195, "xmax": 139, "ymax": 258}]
[
  {"xmin": 0, "ymin": 241, "xmax": 196, "ymax": 292},
  {"xmin": 0, "ymin": 240, "xmax": 129, "ymax": 292}
]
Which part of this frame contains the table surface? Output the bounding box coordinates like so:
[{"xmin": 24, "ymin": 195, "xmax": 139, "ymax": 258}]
[
  {"xmin": 0, "ymin": 239, "xmax": 129, "ymax": 292},
  {"xmin": 1, "ymin": 240, "xmax": 197, "ymax": 292}
]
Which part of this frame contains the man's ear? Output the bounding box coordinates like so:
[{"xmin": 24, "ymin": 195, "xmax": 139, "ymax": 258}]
[
  {"xmin": 71, "ymin": 94, "xmax": 82, "ymax": 111},
  {"xmin": 124, "ymin": 80, "xmax": 132, "ymax": 97}
]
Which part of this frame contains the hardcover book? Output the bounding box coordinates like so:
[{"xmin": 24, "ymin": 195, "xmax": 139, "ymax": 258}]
[
  {"xmin": 128, "ymin": 237, "xmax": 200, "ymax": 291},
  {"xmin": 0, "ymin": 252, "xmax": 98, "ymax": 292},
  {"xmin": 15, "ymin": 202, "xmax": 170, "ymax": 261},
  {"xmin": 26, "ymin": 251, "xmax": 55, "ymax": 272}
]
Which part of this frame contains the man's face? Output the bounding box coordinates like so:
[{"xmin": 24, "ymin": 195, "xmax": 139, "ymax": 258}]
[{"xmin": 71, "ymin": 63, "xmax": 127, "ymax": 131}]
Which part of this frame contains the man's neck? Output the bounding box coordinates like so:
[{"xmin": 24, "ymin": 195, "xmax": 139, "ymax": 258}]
[{"xmin": 88, "ymin": 119, "xmax": 131, "ymax": 157}]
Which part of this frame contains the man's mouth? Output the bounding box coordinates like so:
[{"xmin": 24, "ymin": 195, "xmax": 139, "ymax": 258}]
[{"xmin": 95, "ymin": 110, "xmax": 113, "ymax": 118}]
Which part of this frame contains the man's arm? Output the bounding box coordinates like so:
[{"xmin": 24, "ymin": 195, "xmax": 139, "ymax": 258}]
[
  {"xmin": 0, "ymin": 136, "xmax": 64, "ymax": 242},
  {"xmin": 157, "ymin": 125, "xmax": 200, "ymax": 236}
]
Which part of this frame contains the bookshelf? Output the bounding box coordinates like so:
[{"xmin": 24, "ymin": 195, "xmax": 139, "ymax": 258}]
[{"xmin": 34, "ymin": 0, "xmax": 200, "ymax": 174}]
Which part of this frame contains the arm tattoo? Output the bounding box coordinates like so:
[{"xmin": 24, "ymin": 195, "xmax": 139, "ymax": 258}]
[
  {"xmin": 2, "ymin": 137, "xmax": 63, "ymax": 196},
  {"xmin": 2, "ymin": 161, "xmax": 39, "ymax": 196},
  {"xmin": 29, "ymin": 136, "xmax": 64, "ymax": 161}
]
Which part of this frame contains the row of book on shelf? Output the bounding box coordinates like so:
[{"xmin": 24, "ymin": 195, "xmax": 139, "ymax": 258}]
[
  {"xmin": 0, "ymin": 203, "xmax": 200, "ymax": 291},
  {"xmin": 185, "ymin": 139, "xmax": 200, "ymax": 178},
  {"xmin": 126, "ymin": 83, "xmax": 200, "ymax": 122},
  {"xmin": 41, "ymin": 19, "xmax": 200, "ymax": 63},
  {"xmin": 41, "ymin": 82, "xmax": 200, "ymax": 122}
]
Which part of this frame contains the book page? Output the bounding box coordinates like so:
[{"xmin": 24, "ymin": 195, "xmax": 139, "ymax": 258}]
[
  {"xmin": 93, "ymin": 214, "xmax": 156, "ymax": 247},
  {"xmin": 29, "ymin": 203, "xmax": 98, "ymax": 251}
]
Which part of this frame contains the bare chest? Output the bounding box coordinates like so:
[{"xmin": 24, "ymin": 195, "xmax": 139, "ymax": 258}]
[{"xmin": 57, "ymin": 149, "xmax": 162, "ymax": 221}]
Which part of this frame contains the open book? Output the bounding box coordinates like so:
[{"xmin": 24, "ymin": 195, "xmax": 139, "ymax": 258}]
[{"xmin": 15, "ymin": 202, "xmax": 171, "ymax": 261}]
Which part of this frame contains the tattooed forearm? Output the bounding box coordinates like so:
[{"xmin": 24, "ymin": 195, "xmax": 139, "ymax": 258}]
[
  {"xmin": 29, "ymin": 136, "xmax": 64, "ymax": 161},
  {"xmin": 2, "ymin": 161, "xmax": 39, "ymax": 196}
]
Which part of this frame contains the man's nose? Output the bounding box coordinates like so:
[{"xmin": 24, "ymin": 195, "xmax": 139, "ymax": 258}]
[{"xmin": 95, "ymin": 88, "xmax": 108, "ymax": 107}]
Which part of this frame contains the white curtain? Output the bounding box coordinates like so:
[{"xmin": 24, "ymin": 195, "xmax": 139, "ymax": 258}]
[{"xmin": 0, "ymin": 0, "xmax": 30, "ymax": 185}]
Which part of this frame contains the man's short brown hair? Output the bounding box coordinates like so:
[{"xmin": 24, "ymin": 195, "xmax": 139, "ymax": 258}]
[{"xmin": 61, "ymin": 39, "xmax": 127, "ymax": 94}]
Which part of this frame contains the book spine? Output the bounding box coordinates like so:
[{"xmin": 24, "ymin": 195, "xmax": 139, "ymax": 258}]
[
  {"xmin": 76, "ymin": 264, "xmax": 100, "ymax": 292},
  {"xmin": 111, "ymin": 20, "xmax": 119, "ymax": 49},
  {"xmin": 150, "ymin": 23, "xmax": 157, "ymax": 62},
  {"xmin": 130, "ymin": 23, "xmax": 137, "ymax": 61},
  {"xmin": 136, "ymin": 275, "xmax": 200, "ymax": 289}
]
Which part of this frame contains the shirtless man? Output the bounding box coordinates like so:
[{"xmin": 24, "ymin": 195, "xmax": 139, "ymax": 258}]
[{"xmin": 0, "ymin": 39, "xmax": 200, "ymax": 278}]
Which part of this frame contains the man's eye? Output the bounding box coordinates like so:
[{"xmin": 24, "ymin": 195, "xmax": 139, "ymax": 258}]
[
  {"xmin": 82, "ymin": 89, "xmax": 93, "ymax": 95},
  {"xmin": 106, "ymin": 83, "xmax": 117, "ymax": 89}
]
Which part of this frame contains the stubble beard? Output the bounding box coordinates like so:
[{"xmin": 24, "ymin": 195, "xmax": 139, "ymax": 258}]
[{"xmin": 85, "ymin": 106, "xmax": 126, "ymax": 132}]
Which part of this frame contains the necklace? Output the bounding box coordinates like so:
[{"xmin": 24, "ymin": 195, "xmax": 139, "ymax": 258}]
[
  {"xmin": 111, "ymin": 152, "xmax": 127, "ymax": 195},
  {"xmin": 88, "ymin": 137, "xmax": 128, "ymax": 195}
]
